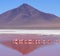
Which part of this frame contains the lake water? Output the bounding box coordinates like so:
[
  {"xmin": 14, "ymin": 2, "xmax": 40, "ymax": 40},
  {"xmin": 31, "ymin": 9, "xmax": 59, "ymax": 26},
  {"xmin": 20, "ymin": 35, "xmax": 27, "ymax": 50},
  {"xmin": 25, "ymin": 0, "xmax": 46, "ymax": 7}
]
[{"xmin": 0, "ymin": 44, "xmax": 60, "ymax": 56}]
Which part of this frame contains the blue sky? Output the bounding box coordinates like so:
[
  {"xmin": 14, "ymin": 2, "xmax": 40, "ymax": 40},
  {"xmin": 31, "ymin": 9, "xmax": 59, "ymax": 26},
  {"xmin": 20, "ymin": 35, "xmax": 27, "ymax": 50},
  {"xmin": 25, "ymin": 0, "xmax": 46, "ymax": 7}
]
[{"xmin": 0, "ymin": 0, "xmax": 60, "ymax": 17}]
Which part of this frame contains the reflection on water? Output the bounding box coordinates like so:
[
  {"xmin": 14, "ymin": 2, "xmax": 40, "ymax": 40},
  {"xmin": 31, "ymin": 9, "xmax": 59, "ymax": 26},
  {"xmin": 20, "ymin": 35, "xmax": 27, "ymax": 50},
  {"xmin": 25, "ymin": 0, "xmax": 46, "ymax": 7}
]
[
  {"xmin": 0, "ymin": 44, "xmax": 60, "ymax": 56},
  {"xmin": 27, "ymin": 44, "xmax": 60, "ymax": 56},
  {"xmin": 0, "ymin": 34, "xmax": 60, "ymax": 56},
  {"xmin": 1, "ymin": 40, "xmax": 40, "ymax": 55},
  {"xmin": 0, "ymin": 44, "xmax": 21, "ymax": 56},
  {"xmin": 1, "ymin": 39, "xmax": 59, "ymax": 54}
]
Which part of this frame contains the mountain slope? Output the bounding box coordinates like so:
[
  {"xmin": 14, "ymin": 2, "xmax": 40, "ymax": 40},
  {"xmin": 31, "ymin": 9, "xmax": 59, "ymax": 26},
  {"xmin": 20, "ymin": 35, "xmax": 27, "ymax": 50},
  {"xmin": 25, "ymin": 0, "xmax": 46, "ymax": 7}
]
[{"xmin": 0, "ymin": 4, "xmax": 60, "ymax": 29}]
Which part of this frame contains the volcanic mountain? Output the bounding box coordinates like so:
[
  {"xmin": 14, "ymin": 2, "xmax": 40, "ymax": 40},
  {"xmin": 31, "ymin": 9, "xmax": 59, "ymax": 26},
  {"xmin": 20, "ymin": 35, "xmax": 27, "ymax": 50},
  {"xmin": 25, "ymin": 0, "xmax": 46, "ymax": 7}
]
[{"xmin": 0, "ymin": 3, "xmax": 60, "ymax": 29}]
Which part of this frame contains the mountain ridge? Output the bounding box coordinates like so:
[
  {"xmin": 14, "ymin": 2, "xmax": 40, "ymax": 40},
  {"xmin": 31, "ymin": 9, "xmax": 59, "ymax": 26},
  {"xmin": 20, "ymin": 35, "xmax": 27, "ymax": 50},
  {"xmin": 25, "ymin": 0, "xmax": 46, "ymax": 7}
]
[{"xmin": 0, "ymin": 3, "xmax": 60, "ymax": 29}]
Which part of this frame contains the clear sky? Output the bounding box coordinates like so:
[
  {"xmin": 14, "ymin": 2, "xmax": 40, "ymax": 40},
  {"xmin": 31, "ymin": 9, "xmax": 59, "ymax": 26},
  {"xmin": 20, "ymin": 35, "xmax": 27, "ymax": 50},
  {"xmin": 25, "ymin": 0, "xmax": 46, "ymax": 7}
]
[{"xmin": 0, "ymin": 0, "xmax": 60, "ymax": 17}]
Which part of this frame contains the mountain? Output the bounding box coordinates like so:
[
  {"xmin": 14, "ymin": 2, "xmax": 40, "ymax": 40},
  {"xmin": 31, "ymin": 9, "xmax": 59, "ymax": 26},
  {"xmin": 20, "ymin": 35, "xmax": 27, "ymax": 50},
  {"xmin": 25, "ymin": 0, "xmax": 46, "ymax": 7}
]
[{"xmin": 0, "ymin": 3, "xmax": 60, "ymax": 29}]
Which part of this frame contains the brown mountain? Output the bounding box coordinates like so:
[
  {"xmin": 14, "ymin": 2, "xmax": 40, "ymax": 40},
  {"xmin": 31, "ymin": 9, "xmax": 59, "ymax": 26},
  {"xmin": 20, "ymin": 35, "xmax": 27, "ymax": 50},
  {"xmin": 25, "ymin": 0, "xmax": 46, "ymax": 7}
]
[{"xmin": 0, "ymin": 3, "xmax": 60, "ymax": 29}]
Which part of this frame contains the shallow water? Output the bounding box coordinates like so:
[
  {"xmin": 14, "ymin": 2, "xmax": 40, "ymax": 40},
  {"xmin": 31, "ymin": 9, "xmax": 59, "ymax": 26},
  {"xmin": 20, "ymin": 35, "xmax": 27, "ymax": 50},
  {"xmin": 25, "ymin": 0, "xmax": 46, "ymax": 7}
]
[
  {"xmin": 27, "ymin": 44, "xmax": 60, "ymax": 56},
  {"xmin": 0, "ymin": 44, "xmax": 21, "ymax": 56},
  {"xmin": 0, "ymin": 44, "xmax": 60, "ymax": 56},
  {"xmin": 0, "ymin": 34, "xmax": 60, "ymax": 56}
]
